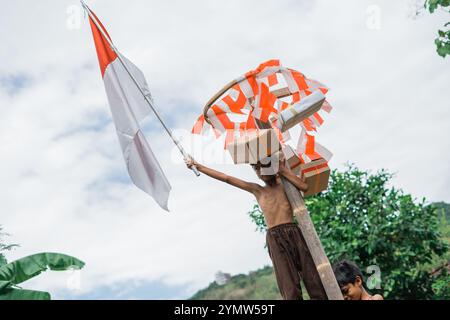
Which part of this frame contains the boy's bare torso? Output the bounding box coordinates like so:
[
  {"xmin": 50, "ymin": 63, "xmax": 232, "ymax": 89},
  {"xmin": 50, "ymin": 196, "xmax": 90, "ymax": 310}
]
[
  {"xmin": 254, "ymin": 177, "xmax": 294, "ymax": 228},
  {"xmin": 185, "ymin": 157, "xmax": 307, "ymax": 229}
]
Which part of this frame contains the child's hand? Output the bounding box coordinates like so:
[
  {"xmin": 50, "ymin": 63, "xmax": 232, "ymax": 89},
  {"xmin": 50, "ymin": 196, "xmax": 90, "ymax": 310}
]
[
  {"xmin": 184, "ymin": 156, "xmax": 197, "ymax": 169},
  {"xmin": 297, "ymin": 168, "xmax": 307, "ymax": 184},
  {"xmin": 301, "ymin": 174, "xmax": 308, "ymax": 190},
  {"xmin": 278, "ymin": 153, "xmax": 288, "ymax": 174}
]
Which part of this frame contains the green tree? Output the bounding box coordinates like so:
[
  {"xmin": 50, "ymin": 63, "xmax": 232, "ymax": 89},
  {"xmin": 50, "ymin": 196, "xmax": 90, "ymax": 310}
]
[
  {"xmin": 248, "ymin": 165, "xmax": 449, "ymax": 299},
  {"xmin": 0, "ymin": 226, "xmax": 18, "ymax": 266},
  {"xmin": 425, "ymin": 0, "xmax": 450, "ymax": 57},
  {"xmin": 0, "ymin": 225, "xmax": 85, "ymax": 300},
  {"xmin": 430, "ymin": 265, "xmax": 450, "ymax": 299}
]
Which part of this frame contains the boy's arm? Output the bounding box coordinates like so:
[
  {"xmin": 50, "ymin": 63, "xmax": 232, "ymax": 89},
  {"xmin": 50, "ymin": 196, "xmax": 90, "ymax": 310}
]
[
  {"xmin": 185, "ymin": 158, "xmax": 261, "ymax": 195},
  {"xmin": 278, "ymin": 156, "xmax": 308, "ymax": 192}
]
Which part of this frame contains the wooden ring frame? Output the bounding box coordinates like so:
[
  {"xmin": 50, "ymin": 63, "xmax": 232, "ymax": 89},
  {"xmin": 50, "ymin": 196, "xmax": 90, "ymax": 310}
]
[{"xmin": 202, "ymin": 70, "xmax": 298, "ymax": 125}]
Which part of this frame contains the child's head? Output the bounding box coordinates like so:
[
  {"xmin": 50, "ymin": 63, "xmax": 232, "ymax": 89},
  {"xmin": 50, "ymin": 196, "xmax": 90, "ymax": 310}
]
[
  {"xmin": 251, "ymin": 161, "xmax": 277, "ymax": 184},
  {"xmin": 333, "ymin": 260, "xmax": 365, "ymax": 300}
]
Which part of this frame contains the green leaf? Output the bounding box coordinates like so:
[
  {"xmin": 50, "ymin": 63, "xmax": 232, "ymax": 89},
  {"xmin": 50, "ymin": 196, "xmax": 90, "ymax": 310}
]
[
  {"xmin": 0, "ymin": 252, "xmax": 85, "ymax": 285},
  {"xmin": 436, "ymin": 39, "xmax": 450, "ymax": 57},
  {"xmin": 0, "ymin": 280, "xmax": 12, "ymax": 291},
  {"xmin": 426, "ymin": 0, "xmax": 440, "ymax": 13},
  {"xmin": 0, "ymin": 255, "xmax": 7, "ymax": 267},
  {"xmin": 0, "ymin": 288, "xmax": 50, "ymax": 300}
]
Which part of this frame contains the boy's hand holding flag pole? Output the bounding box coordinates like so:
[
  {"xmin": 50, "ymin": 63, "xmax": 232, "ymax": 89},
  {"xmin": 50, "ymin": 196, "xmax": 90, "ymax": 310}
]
[{"xmin": 80, "ymin": 1, "xmax": 199, "ymax": 211}]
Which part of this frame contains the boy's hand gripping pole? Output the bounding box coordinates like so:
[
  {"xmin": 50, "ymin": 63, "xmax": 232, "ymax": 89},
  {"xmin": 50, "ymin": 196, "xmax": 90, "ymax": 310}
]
[{"xmin": 175, "ymin": 138, "xmax": 200, "ymax": 177}]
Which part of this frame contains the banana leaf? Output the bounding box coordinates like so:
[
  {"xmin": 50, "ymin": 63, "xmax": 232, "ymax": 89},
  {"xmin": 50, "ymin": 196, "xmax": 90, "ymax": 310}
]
[
  {"xmin": 0, "ymin": 254, "xmax": 7, "ymax": 266},
  {"xmin": 0, "ymin": 252, "xmax": 85, "ymax": 285},
  {"xmin": 0, "ymin": 288, "xmax": 50, "ymax": 300},
  {"xmin": 0, "ymin": 280, "xmax": 12, "ymax": 290}
]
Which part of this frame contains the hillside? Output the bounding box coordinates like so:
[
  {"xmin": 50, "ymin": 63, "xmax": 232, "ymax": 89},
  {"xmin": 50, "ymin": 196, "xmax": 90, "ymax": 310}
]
[
  {"xmin": 190, "ymin": 266, "xmax": 283, "ymax": 300},
  {"xmin": 190, "ymin": 202, "xmax": 450, "ymax": 300},
  {"xmin": 433, "ymin": 202, "xmax": 450, "ymax": 221}
]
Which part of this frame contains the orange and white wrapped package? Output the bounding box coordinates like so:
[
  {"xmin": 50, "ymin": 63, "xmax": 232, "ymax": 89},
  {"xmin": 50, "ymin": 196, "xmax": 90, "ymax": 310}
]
[
  {"xmin": 282, "ymin": 144, "xmax": 302, "ymax": 175},
  {"xmin": 194, "ymin": 59, "xmax": 334, "ymax": 166},
  {"xmin": 227, "ymin": 129, "xmax": 281, "ymax": 164},
  {"xmin": 277, "ymin": 90, "xmax": 326, "ymax": 132},
  {"xmin": 300, "ymin": 158, "xmax": 330, "ymax": 197}
]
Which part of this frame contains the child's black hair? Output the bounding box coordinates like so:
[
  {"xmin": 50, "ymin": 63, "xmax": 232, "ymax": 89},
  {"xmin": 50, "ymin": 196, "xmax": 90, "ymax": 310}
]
[{"xmin": 332, "ymin": 260, "xmax": 364, "ymax": 288}]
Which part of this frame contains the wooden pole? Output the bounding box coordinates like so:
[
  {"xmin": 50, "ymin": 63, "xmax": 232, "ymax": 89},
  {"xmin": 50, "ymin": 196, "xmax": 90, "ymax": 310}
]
[{"xmin": 255, "ymin": 119, "xmax": 343, "ymax": 300}]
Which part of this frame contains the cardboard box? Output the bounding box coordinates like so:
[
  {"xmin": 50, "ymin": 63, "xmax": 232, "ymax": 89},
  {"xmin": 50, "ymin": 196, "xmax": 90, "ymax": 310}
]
[
  {"xmin": 227, "ymin": 129, "xmax": 281, "ymax": 164},
  {"xmin": 226, "ymin": 138, "xmax": 251, "ymax": 164},
  {"xmin": 300, "ymin": 158, "xmax": 330, "ymax": 197},
  {"xmin": 282, "ymin": 145, "xmax": 302, "ymax": 175},
  {"xmin": 278, "ymin": 90, "xmax": 325, "ymax": 132}
]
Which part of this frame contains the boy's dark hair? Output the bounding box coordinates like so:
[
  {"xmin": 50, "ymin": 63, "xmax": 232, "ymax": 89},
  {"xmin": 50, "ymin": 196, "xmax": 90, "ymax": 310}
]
[{"xmin": 333, "ymin": 260, "xmax": 364, "ymax": 288}]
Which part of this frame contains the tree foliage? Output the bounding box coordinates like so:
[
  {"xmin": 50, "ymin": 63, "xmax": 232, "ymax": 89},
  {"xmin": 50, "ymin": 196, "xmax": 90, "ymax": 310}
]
[
  {"xmin": 0, "ymin": 253, "xmax": 85, "ymax": 300},
  {"xmin": 248, "ymin": 165, "xmax": 449, "ymax": 299},
  {"xmin": 0, "ymin": 226, "xmax": 18, "ymax": 267},
  {"xmin": 425, "ymin": 0, "xmax": 450, "ymax": 57},
  {"xmin": 0, "ymin": 226, "xmax": 85, "ymax": 300}
]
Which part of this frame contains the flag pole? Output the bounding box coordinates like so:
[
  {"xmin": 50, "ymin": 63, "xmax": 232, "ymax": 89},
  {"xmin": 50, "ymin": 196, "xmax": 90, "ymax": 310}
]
[{"xmin": 80, "ymin": 0, "xmax": 200, "ymax": 177}]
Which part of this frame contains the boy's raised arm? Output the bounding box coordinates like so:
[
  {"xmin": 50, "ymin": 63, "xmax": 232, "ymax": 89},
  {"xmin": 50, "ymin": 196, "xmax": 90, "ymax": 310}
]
[
  {"xmin": 278, "ymin": 154, "xmax": 308, "ymax": 192},
  {"xmin": 185, "ymin": 158, "xmax": 261, "ymax": 195}
]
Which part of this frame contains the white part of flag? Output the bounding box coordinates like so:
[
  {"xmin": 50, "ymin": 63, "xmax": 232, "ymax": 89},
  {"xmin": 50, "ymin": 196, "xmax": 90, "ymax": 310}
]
[{"xmin": 103, "ymin": 55, "xmax": 171, "ymax": 211}]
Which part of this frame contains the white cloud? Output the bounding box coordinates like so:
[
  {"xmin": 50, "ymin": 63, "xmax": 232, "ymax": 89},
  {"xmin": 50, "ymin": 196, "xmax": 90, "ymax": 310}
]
[{"xmin": 0, "ymin": 0, "xmax": 449, "ymax": 299}]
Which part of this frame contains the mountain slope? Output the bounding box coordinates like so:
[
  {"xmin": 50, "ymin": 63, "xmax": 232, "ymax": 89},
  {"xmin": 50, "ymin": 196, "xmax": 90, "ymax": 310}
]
[{"xmin": 190, "ymin": 266, "xmax": 283, "ymax": 300}]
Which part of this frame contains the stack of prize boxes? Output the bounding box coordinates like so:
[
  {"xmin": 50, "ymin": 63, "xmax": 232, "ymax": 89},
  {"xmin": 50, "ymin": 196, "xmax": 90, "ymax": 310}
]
[{"xmin": 227, "ymin": 128, "xmax": 329, "ymax": 197}]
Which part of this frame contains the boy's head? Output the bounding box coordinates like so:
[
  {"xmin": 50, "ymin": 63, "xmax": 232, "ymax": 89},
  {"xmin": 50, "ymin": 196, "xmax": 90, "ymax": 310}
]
[
  {"xmin": 333, "ymin": 260, "xmax": 365, "ymax": 300},
  {"xmin": 251, "ymin": 161, "xmax": 277, "ymax": 184}
]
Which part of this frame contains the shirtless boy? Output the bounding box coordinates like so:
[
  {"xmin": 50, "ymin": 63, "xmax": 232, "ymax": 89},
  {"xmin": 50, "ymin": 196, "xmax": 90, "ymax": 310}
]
[
  {"xmin": 333, "ymin": 260, "xmax": 384, "ymax": 300},
  {"xmin": 185, "ymin": 156, "xmax": 327, "ymax": 300}
]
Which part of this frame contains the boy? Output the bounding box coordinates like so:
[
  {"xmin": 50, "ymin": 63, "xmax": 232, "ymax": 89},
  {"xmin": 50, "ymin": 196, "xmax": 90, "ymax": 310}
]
[
  {"xmin": 333, "ymin": 260, "xmax": 384, "ymax": 300},
  {"xmin": 185, "ymin": 155, "xmax": 327, "ymax": 300}
]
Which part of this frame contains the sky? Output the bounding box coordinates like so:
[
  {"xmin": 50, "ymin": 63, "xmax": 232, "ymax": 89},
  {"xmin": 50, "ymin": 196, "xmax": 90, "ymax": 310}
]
[{"xmin": 0, "ymin": 0, "xmax": 449, "ymax": 299}]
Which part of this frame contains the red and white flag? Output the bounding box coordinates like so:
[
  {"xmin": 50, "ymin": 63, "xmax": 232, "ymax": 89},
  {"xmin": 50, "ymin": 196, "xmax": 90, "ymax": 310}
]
[{"xmin": 85, "ymin": 6, "xmax": 171, "ymax": 211}]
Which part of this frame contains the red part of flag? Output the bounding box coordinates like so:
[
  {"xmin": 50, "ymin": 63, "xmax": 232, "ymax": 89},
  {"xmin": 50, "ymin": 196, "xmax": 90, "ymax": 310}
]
[{"xmin": 88, "ymin": 10, "xmax": 117, "ymax": 77}]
